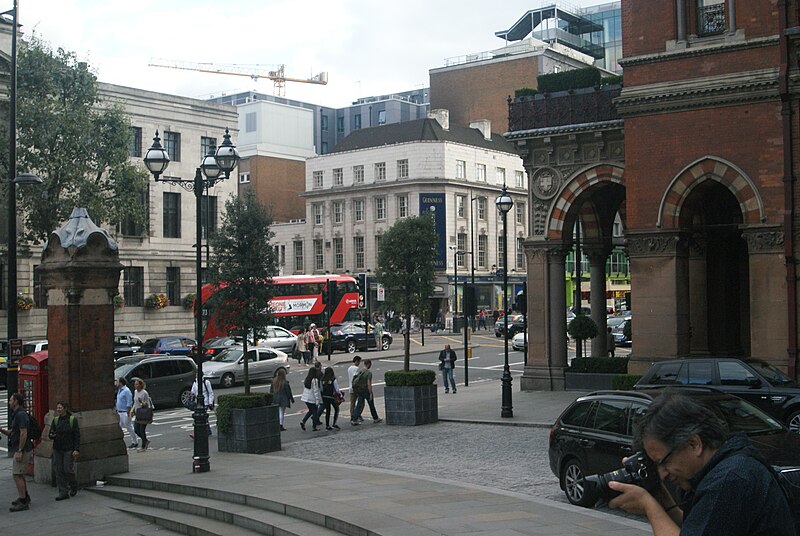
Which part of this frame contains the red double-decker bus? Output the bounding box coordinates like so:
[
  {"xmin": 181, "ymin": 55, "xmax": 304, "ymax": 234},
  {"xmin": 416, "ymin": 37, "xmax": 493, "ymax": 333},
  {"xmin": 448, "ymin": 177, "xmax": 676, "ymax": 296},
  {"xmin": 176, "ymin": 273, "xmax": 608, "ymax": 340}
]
[{"xmin": 200, "ymin": 274, "xmax": 360, "ymax": 340}]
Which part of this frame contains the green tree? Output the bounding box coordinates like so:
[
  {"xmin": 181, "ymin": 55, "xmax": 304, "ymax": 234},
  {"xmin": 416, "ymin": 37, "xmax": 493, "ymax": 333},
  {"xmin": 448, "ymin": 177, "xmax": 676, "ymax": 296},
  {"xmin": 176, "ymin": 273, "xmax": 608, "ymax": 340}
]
[
  {"xmin": 568, "ymin": 314, "xmax": 599, "ymax": 360},
  {"xmin": 375, "ymin": 214, "xmax": 437, "ymax": 371},
  {"xmin": 0, "ymin": 36, "xmax": 148, "ymax": 242},
  {"xmin": 207, "ymin": 191, "xmax": 279, "ymax": 394}
]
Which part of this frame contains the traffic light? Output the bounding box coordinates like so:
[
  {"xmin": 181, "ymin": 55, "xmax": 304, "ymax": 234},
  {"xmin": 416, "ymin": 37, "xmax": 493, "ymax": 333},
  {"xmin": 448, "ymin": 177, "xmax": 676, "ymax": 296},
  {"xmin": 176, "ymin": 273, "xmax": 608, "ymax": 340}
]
[
  {"xmin": 515, "ymin": 283, "xmax": 527, "ymax": 314},
  {"xmin": 463, "ymin": 284, "xmax": 477, "ymax": 317},
  {"xmin": 357, "ymin": 272, "xmax": 367, "ymax": 310},
  {"xmin": 328, "ymin": 281, "xmax": 338, "ymax": 309}
]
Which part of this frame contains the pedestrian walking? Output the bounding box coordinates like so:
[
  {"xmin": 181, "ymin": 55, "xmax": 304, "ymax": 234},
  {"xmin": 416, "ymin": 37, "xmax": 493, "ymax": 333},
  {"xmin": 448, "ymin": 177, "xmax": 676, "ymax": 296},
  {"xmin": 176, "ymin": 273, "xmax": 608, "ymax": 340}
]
[
  {"xmin": 478, "ymin": 309, "xmax": 487, "ymax": 330},
  {"xmin": 373, "ymin": 320, "xmax": 383, "ymax": 351},
  {"xmin": 132, "ymin": 378, "xmax": 154, "ymax": 452},
  {"xmin": 438, "ymin": 344, "xmax": 458, "ymax": 394},
  {"xmin": 271, "ymin": 368, "xmax": 293, "ymax": 431},
  {"xmin": 320, "ymin": 367, "xmax": 342, "ymax": 430},
  {"xmin": 1, "ymin": 393, "xmax": 33, "ymax": 511},
  {"xmin": 606, "ymin": 327, "xmax": 616, "ymax": 358},
  {"xmin": 347, "ymin": 355, "xmax": 362, "ymax": 419},
  {"xmin": 48, "ymin": 401, "xmax": 80, "ymax": 501},
  {"xmin": 296, "ymin": 327, "xmax": 308, "ymax": 364},
  {"xmin": 189, "ymin": 378, "xmax": 214, "ymax": 438},
  {"xmin": 350, "ymin": 359, "xmax": 382, "ymax": 425},
  {"xmin": 308, "ymin": 324, "xmax": 320, "ymax": 363},
  {"xmin": 115, "ymin": 377, "xmax": 137, "ymax": 448},
  {"xmin": 300, "ymin": 367, "xmax": 323, "ymax": 431}
]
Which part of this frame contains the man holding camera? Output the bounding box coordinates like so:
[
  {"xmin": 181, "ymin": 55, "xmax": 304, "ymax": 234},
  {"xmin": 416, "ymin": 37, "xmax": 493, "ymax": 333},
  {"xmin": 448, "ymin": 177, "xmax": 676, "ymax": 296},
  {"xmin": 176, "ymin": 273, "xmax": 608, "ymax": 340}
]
[{"xmin": 608, "ymin": 391, "xmax": 794, "ymax": 535}]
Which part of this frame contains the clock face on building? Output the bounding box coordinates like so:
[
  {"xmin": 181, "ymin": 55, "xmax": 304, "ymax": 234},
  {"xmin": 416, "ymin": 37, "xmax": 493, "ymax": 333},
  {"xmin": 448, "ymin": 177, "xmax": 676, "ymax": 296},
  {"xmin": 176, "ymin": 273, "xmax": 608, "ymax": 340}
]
[{"xmin": 532, "ymin": 167, "xmax": 562, "ymax": 200}]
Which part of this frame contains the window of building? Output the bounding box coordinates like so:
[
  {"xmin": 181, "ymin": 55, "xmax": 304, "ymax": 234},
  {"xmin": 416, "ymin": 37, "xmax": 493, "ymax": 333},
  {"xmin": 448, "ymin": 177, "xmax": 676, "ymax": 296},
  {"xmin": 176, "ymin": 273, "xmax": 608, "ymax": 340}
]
[
  {"xmin": 33, "ymin": 265, "xmax": 46, "ymax": 309},
  {"xmin": 201, "ymin": 136, "xmax": 217, "ymax": 159},
  {"xmin": 333, "ymin": 201, "xmax": 343, "ymax": 224},
  {"xmin": 354, "ymin": 199, "xmax": 365, "ymax": 222},
  {"xmin": 313, "ymin": 170, "xmax": 323, "ymax": 189},
  {"xmin": 239, "ymin": 172, "xmax": 251, "ymax": 184},
  {"xmin": 477, "ymin": 197, "xmax": 487, "ymax": 220},
  {"xmin": 246, "ymin": 112, "xmax": 257, "ymax": 133},
  {"xmin": 515, "ymin": 170, "xmax": 525, "ymax": 188},
  {"xmin": 378, "ymin": 110, "xmax": 386, "ymax": 125},
  {"xmin": 478, "ymin": 235, "xmax": 488, "ymax": 268},
  {"xmin": 397, "ymin": 159, "xmax": 408, "ymax": 179},
  {"xmin": 312, "ymin": 203, "xmax": 323, "ymax": 225},
  {"xmin": 354, "ymin": 236, "xmax": 365, "ymax": 268},
  {"xmin": 398, "ymin": 195, "xmax": 408, "ymax": 218},
  {"xmin": 120, "ymin": 189, "xmax": 147, "ymax": 236},
  {"xmin": 354, "ymin": 114, "xmax": 362, "ymax": 129},
  {"xmin": 457, "ymin": 233, "xmax": 467, "ymax": 267},
  {"xmin": 608, "ymin": 251, "xmax": 629, "ymax": 274},
  {"xmin": 476, "ymin": 163, "xmax": 486, "ymax": 182},
  {"xmin": 697, "ymin": 0, "xmax": 726, "ymax": 36},
  {"xmin": 334, "ymin": 238, "xmax": 344, "ymax": 270},
  {"xmin": 166, "ymin": 267, "xmax": 181, "ymax": 306},
  {"xmin": 336, "ymin": 116, "xmax": 344, "ymax": 133},
  {"xmin": 293, "ymin": 240, "xmax": 304, "ymax": 272},
  {"xmin": 516, "ymin": 238, "xmax": 525, "ymax": 270},
  {"xmin": 321, "ymin": 114, "xmax": 329, "ymax": 131},
  {"xmin": 516, "ymin": 202, "xmax": 525, "ymax": 226},
  {"xmin": 163, "ymin": 192, "xmax": 181, "ymax": 238},
  {"xmin": 498, "ymin": 236, "xmax": 505, "ymax": 269},
  {"xmin": 375, "ymin": 162, "xmax": 386, "ymax": 181},
  {"xmin": 375, "ymin": 234, "xmax": 383, "ymax": 257},
  {"xmin": 333, "ymin": 168, "xmax": 343, "ymax": 186},
  {"xmin": 353, "ymin": 165, "xmax": 364, "ymax": 184},
  {"xmin": 129, "ymin": 126, "xmax": 142, "ymax": 158},
  {"xmin": 456, "ymin": 160, "xmax": 466, "ymax": 179},
  {"xmin": 123, "ymin": 266, "xmax": 144, "ymax": 307},
  {"xmin": 321, "ymin": 141, "xmax": 328, "ymax": 154},
  {"xmin": 496, "ymin": 167, "xmax": 506, "ymax": 185},
  {"xmin": 163, "ymin": 131, "xmax": 181, "ymax": 162},
  {"xmin": 457, "ymin": 195, "xmax": 466, "ymax": 218},
  {"xmin": 279, "ymin": 245, "xmax": 286, "ymax": 266},
  {"xmin": 314, "ymin": 239, "xmax": 324, "ymax": 271},
  {"xmin": 375, "ymin": 197, "xmax": 386, "ymax": 220},
  {"xmin": 200, "ymin": 195, "xmax": 217, "ymax": 239}
]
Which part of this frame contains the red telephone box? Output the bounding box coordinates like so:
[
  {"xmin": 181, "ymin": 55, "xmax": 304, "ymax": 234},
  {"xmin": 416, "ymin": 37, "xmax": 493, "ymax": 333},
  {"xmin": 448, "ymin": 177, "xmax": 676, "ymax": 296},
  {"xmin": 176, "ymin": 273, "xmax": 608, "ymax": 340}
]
[{"xmin": 19, "ymin": 350, "xmax": 49, "ymax": 431}]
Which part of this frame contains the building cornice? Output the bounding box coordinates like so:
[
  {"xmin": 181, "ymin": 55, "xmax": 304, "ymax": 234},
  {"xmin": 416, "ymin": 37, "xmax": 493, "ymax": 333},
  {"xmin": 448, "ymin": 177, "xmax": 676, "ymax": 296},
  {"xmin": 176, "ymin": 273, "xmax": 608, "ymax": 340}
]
[
  {"xmin": 505, "ymin": 119, "xmax": 624, "ymax": 140},
  {"xmin": 619, "ymin": 36, "xmax": 779, "ymax": 67}
]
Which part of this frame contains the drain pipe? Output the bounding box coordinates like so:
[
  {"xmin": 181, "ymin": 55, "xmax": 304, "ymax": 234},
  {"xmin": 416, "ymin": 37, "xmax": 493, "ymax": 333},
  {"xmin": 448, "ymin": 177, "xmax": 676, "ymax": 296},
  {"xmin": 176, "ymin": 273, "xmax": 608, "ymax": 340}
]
[{"xmin": 779, "ymin": 0, "xmax": 798, "ymax": 380}]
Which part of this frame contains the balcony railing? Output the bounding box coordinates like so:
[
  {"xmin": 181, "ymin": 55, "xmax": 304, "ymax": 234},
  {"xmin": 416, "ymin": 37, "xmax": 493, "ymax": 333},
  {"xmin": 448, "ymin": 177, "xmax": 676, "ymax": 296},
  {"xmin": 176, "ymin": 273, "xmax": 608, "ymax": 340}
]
[
  {"xmin": 698, "ymin": 3, "xmax": 726, "ymax": 36},
  {"xmin": 507, "ymin": 84, "xmax": 622, "ymax": 133}
]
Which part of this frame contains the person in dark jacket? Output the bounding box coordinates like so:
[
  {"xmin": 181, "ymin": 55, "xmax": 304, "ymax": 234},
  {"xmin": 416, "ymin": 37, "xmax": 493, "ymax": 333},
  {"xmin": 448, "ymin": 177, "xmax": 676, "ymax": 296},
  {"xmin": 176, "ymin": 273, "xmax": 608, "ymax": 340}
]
[
  {"xmin": 608, "ymin": 390, "xmax": 795, "ymax": 536},
  {"xmin": 438, "ymin": 344, "xmax": 457, "ymax": 394},
  {"xmin": 48, "ymin": 401, "xmax": 80, "ymax": 501}
]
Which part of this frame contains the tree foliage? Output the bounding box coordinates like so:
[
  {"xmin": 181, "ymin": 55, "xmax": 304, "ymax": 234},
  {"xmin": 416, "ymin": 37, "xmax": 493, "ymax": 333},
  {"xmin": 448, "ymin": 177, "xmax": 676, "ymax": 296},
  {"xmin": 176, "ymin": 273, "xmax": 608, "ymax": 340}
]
[
  {"xmin": 375, "ymin": 214, "xmax": 437, "ymax": 371},
  {"xmin": 207, "ymin": 191, "xmax": 279, "ymax": 393},
  {"xmin": 568, "ymin": 314, "xmax": 599, "ymax": 342},
  {"xmin": 0, "ymin": 36, "xmax": 148, "ymax": 242}
]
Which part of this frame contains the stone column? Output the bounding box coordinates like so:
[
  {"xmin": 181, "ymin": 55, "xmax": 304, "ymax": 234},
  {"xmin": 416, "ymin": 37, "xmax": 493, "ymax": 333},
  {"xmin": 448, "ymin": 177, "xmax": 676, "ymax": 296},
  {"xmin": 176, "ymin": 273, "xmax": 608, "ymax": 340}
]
[
  {"xmin": 676, "ymin": 0, "xmax": 686, "ymax": 41},
  {"xmin": 34, "ymin": 208, "xmax": 128, "ymax": 486},
  {"xmin": 587, "ymin": 247, "xmax": 610, "ymax": 358},
  {"xmin": 728, "ymin": 0, "xmax": 736, "ymax": 34}
]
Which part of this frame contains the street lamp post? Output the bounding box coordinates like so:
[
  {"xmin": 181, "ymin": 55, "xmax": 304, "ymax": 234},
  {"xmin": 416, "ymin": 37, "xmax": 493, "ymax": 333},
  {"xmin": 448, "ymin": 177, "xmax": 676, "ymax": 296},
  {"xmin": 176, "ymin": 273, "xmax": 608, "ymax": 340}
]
[
  {"xmin": 496, "ymin": 185, "xmax": 514, "ymax": 418},
  {"xmin": 144, "ymin": 129, "xmax": 239, "ymax": 473},
  {"xmin": 451, "ymin": 248, "xmax": 462, "ymax": 334}
]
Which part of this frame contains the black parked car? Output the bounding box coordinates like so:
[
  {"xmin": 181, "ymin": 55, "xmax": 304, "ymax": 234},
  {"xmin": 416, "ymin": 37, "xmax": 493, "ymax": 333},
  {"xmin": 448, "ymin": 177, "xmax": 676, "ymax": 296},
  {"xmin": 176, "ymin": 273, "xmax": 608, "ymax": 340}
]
[
  {"xmin": 634, "ymin": 358, "xmax": 800, "ymax": 433},
  {"xmin": 494, "ymin": 314, "xmax": 525, "ymax": 338},
  {"xmin": 322, "ymin": 322, "xmax": 392, "ymax": 354},
  {"xmin": 139, "ymin": 336, "xmax": 197, "ymax": 356},
  {"xmin": 548, "ymin": 388, "xmax": 800, "ymax": 508}
]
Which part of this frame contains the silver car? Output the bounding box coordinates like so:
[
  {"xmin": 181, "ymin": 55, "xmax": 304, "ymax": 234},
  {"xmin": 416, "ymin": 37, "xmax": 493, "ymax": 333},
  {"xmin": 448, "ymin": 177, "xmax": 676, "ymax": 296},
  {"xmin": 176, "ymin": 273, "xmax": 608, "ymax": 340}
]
[
  {"xmin": 257, "ymin": 326, "xmax": 298, "ymax": 355},
  {"xmin": 203, "ymin": 346, "xmax": 291, "ymax": 388}
]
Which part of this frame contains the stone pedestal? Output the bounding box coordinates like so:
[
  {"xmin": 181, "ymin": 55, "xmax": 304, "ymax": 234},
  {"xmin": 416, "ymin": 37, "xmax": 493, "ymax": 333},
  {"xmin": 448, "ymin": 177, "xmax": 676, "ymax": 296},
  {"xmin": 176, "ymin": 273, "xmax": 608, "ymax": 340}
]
[{"xmin": 34, "ymin": 208, "xmax": 128, "ymax": 485}]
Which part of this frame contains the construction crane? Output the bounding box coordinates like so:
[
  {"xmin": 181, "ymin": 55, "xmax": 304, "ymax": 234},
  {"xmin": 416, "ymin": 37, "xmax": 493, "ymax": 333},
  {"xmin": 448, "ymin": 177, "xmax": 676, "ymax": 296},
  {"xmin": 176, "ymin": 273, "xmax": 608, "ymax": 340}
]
[{"xmin": 148, "ymin": 59, "xmax": 329, "ymax": 96}]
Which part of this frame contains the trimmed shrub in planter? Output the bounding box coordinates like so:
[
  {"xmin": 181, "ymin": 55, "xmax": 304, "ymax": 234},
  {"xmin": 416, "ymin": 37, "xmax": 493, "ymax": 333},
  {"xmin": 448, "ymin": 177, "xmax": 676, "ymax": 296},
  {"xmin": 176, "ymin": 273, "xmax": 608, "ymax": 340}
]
[
  {"xmin": 384, "ymin": 370, "xmax": 437, "ymax": 426},
  {"xmin": 568, "ymin": 357, "xmax": 629, "ymax": 374},
  {"xmin": 612, "ymin": 374, "xmax": 642, "ymax": 391},
  {"xmin": 217, "ymin": 393, "xmax": 280, "ymax": 453},
  {"xmin": 565, "ymin": 358, "xmax": 630, "ymax": 391}
]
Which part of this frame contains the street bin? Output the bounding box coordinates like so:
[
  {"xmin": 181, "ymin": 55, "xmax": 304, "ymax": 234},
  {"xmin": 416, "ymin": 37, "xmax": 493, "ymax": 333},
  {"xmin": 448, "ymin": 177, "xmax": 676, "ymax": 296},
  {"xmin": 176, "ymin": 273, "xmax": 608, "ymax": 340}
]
[{"xmin": 452, "ymin": 317, "xmax": 464, "ymax": 334}]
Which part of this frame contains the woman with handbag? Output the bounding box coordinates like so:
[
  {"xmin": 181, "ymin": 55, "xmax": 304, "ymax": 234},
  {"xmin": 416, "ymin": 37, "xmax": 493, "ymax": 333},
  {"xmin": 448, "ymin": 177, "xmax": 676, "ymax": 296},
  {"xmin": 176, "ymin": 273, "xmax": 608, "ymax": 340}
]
[
  {"xmin": 320, "ymin": 367, "xmax": 342, "ymax": 431},
  {"xmin": 300, "ymin": 367, "xmax": 323, "ymax": 431},
  {"xmin": 131, "ymin": 377, "xmax": 154, "ymax": 452},
  {"xmin": 271, "ymin": 368, "xmax": 293, "ymax": 431}
]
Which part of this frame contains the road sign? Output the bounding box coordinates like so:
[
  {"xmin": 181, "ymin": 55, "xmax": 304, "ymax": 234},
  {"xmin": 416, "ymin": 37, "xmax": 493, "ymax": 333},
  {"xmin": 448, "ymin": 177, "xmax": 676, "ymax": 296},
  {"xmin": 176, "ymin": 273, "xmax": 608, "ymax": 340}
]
[{"xmin": 377, "ymin": 284, "xmax": 385, "ymax": 302}]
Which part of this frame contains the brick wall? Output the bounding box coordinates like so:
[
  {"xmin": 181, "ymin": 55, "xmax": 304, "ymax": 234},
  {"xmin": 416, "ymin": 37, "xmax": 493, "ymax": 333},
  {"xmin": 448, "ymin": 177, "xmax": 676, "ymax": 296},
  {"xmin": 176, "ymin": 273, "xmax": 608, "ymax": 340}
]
[{"xmin": 241, "ymin": 155, "xmax": 306, "ymax": 223}]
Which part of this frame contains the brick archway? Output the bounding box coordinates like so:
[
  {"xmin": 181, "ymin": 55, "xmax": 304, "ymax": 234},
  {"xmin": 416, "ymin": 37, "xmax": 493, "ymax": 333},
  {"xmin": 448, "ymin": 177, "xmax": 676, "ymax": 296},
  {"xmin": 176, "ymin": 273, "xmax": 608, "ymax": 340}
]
[
  {"xmin": 657, "ymin": 157, "xmax": 765, "ymax": 229},
  {"xmin": 548, "ymin": 164, "xmax": 625, "ymax": 240}
]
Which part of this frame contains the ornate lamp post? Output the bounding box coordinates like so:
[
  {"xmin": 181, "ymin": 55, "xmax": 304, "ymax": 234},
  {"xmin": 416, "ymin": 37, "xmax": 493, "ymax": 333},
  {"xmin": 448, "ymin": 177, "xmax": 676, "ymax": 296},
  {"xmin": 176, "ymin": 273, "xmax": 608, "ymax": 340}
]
[
  {"xmin": 495, "ymin": 185, "xmax": 513, "ymax": 418},
  {"xmin": 143, "ymin": 129, "xmax": 239, "ymax": 473}
]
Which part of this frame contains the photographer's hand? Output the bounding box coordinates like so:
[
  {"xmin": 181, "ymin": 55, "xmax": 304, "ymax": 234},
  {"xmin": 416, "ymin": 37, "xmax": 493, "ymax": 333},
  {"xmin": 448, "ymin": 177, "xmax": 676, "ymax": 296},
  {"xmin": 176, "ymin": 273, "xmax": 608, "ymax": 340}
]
[{"xmin": 608, "ymin": 482, "xmax": 680, "ymax": 536}]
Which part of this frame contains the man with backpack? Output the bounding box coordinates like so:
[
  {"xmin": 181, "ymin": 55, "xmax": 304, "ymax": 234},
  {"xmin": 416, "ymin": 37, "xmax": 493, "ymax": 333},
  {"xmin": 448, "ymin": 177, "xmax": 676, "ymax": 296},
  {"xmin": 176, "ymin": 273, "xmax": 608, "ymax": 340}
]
[
  {"xmin": 48, "ymin": 401, "xmax": 80, "ymax": 501},
  {"xmin": 0, "ymin": 393, "xmax": 36, "ymax": 511},
  {"xmin": 350, "ymin": 359, "xmax": 382, "ymax": 425}
]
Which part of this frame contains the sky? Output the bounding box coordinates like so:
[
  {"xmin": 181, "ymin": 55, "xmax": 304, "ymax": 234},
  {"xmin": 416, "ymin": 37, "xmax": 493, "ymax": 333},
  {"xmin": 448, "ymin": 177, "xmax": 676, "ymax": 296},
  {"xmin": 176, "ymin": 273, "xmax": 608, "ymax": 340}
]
[{"xmin": 19, "ymin": 0, "xmax": 607, "ymax": 109}]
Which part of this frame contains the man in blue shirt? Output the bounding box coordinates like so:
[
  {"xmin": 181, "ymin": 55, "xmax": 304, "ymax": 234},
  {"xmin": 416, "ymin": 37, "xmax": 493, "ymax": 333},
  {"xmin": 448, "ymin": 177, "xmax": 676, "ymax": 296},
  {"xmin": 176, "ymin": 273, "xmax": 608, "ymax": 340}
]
[
  {"xmin": 608, "ymin": 391, "xmax": 795, "ymax": 536},
  {"xmin": 115, "ymin": 377, "xmax": 137, "ymax": 448},
  {"xmin": 0, "ymin": 393, "xmax": 33, "ymax": 511}
]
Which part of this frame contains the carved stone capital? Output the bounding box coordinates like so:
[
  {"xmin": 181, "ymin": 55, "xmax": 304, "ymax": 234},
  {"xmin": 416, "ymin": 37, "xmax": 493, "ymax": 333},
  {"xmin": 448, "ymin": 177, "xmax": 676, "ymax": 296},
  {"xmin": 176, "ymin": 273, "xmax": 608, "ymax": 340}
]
[
  {"xmin": 625, "ymin": 231, "xmax": 689, "ymax": 257},
  {"xmin": 742, "ymin": 228, "xmax": 784, "ymax": 254}
]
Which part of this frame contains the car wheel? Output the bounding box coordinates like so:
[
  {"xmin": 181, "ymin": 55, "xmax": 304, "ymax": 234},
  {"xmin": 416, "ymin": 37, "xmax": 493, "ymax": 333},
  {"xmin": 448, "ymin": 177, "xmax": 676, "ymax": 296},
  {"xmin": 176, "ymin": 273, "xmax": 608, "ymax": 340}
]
[
  {"xmin": 562, "ymin": 458, "xmax": 598, "ymax": 507},
  {"xmin": 221, "ymin": 373, "xmax": 235, "ymax": 389},
  {"xmin": 346, "ymin": 340, "xmax": 357, "ymax": 353},
  {"xmin": 179, "ymin": 388, "xmax": 192, "ymax": 408},
  {"xmin": 381, "ymin": 337, "xmax": 391, "ymax": 351},
  {"xmin": 495, "ymin": 332, "xmax": 502, "ymax": 338},
  {"xmin": 788, "ymin": 409, "xmax": 800, "ymax": 434}
]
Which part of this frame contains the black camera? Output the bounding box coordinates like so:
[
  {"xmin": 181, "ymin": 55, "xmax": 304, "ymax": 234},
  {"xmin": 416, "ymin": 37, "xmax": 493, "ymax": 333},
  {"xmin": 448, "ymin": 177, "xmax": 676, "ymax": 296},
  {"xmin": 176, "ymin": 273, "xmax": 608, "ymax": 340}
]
[{"xmin": 585, "ymin": 451, "xmax": 661, "ymax": 502}]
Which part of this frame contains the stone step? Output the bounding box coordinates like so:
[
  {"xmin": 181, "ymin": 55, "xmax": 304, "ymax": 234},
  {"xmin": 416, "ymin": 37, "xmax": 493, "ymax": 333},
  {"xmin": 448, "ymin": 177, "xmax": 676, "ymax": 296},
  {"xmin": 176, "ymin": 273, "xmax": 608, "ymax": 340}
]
[
  {"xmin": 111, "ymin": 503, "xmax": 262, "ymax": 536},
  {"xmin": 92, "ymin": 484, "xmax": 347, "ymax": 536}
]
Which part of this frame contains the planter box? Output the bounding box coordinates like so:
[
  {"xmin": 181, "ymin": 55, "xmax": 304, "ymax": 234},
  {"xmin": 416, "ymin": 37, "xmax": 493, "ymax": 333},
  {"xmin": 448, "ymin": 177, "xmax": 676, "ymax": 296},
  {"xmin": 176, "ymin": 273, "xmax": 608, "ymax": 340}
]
[
  {"xmin": 565, "ymin": 372, "xmax": 616, "ymax": 391},
  {"xmin": 384, "ymin": 384, "xmax": 438, "ymax": 426},
  {"xmin": 218, "ymin": 405, "xmax": 281, "ymax": 454}
]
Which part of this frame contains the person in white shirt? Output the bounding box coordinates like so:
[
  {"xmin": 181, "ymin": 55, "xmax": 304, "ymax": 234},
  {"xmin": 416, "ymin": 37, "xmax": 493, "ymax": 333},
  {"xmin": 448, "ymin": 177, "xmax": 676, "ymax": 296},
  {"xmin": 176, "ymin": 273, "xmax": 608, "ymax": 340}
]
[
  {"xmin": 189, "ymin": 378, "xmax": 215, "ymax": 438},
  {"xmin": 299, "ymin": 367, "xmax": 323, "ymax": 431},
  {"xmin": 347, "ymin": 355, "xmax": 362, "ymax": 420}
]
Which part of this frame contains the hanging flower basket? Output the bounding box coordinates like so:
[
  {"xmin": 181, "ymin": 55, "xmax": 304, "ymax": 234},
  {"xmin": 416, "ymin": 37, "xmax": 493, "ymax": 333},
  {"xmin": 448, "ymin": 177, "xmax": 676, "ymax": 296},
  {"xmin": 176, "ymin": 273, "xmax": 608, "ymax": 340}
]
[
  {"xmin": 113, "ymin": 294, "xmax": 125, "ymax": 310},
  {"xmin": 145, "ymin": 293, "xmax": 169, "ymax": 310},
  {"xmin": 16, "ymin": 295, "xmax": 34, "ymax": 311},
  {"xmin": 182, "ymin": 293, "xmax": 197, "ymax": 310}
]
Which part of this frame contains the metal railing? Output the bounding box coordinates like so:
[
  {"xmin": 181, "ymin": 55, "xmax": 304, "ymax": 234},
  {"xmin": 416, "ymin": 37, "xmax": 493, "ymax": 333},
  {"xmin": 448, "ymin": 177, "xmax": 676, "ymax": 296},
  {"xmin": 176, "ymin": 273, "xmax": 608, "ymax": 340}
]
[
  {"xmin": 507, "ymin": 84, "xmax": 622, "ymax": 132},
  {"xmin": 698, "ymin": 3, "xmax": 726, "ymax": 36}
]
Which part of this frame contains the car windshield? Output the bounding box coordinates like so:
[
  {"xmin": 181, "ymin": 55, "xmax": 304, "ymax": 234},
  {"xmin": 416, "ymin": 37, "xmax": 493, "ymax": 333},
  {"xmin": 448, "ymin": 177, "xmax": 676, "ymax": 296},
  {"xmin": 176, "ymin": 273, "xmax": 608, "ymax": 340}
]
[
  {"xmin": 608, "ymin": 317, "xmax": 627, "ymax": 328},
  {"xmin": 711, "ymin": 396, "xmax": 784, "ymax": 435},
  {"xmin": 114, "ymin": 362, "xmax": 139, "ymax": 379},
  {"xmin": 746, "ymin": 361, "xmax": 795, "ymax": 387},
  {"xmin": 213, "ymin": 348, "xmax": 243, "ymax": 363}
]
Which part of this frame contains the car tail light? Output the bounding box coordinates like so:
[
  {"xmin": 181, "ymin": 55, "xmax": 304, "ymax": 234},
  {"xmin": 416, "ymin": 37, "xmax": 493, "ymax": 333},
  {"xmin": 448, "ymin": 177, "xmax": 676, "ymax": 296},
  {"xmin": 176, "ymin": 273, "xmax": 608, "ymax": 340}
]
[
  {"xmin": 151, "ymin": 349, "xmax": 162, "ymax": 354},
  {"xmin": 548, "ymin": 427, "xmax": 555, "ymax": 447}
]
